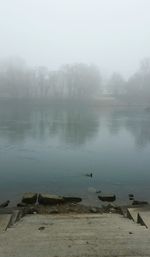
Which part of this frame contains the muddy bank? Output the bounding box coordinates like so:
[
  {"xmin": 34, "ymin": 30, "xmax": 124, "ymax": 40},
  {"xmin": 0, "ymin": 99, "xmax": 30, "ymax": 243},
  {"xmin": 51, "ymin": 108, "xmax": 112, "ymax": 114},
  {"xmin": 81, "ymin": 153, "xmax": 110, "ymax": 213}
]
[
  {"xmin": 15, "ymin": 202, "xmax": 123, "ymax": 216},
  {"xmin": 0, "ymin": 191, "xmax": 149, "ymax": 216}
]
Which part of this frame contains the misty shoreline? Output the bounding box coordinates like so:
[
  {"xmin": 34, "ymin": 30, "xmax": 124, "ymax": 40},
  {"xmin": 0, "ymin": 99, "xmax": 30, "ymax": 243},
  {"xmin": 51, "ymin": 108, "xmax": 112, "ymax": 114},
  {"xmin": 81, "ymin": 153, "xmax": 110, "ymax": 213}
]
[{"xmin": 0, "ymin": 97, "xmax": 150, "ymax": 108}]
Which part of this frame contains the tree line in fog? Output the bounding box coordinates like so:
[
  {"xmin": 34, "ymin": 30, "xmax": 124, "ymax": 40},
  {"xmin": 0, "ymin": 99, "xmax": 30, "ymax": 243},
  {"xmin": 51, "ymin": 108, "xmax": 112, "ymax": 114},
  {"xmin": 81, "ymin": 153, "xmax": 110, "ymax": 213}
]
[{"xmin": 0, "ymin": 57, "xmax": 150, "ymax": 104}]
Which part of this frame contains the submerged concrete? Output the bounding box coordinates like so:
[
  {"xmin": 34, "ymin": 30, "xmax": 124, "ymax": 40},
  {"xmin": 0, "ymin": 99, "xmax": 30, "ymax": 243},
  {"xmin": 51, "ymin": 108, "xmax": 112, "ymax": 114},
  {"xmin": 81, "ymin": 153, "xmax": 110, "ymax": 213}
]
[
  {"xmin": 0, "ymin": 213, "xmax": 150, "ymax": 257},
  {"xmin": 22, "ymin": 193, "xmax": 37, "ymax": 204}
]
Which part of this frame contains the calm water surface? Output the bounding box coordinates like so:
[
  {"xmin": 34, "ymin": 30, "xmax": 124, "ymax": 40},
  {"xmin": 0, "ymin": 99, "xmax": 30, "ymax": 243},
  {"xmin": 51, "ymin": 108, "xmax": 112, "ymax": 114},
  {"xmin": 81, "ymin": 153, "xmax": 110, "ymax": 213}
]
[{"xmin": 0, "ymin": 101, "xmax": 150, "ymax": 206}]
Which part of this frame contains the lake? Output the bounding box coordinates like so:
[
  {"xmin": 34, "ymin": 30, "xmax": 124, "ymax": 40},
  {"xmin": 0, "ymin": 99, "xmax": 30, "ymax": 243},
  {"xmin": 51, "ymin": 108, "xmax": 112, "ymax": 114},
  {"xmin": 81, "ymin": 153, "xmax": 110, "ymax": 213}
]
[{"xmin": 0, "ymin": 101, "xmax": 150, "ymax": 206}]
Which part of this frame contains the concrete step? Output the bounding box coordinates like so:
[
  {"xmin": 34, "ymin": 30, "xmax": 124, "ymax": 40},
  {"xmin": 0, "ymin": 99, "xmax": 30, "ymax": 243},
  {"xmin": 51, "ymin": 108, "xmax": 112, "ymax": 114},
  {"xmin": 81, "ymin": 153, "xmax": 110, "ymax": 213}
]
[
  {"xmin": 0, "ymin": 213, "xmax": 149, "ymax": 257},
  {"xmin": 138, "ymin": 211, "xmax": 150, "ymax": 228},
  {"xmin": 0, "ymin": 209, "xmax": 23, "ymax": 230},
  {"xmin": 0, "ymin": 214, "xmax": 12, "ymax": 232},
  {"xmin": 126, "ymin": 206, "xmax": 150, "ymax": 228},
  {"xmin": 8, "ymin": 210, "xmax": 23, "ymax": 227},
  {"xmin": 127, "ymin": 208, "xmax": 139, "ymax": 222}
]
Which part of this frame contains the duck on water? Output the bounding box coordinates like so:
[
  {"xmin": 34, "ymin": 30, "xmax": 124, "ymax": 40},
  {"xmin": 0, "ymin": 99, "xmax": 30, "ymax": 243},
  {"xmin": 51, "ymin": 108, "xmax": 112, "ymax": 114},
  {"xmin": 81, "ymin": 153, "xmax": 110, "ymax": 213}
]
[{"xmin": 85, "ymin": 173, "xmax": 93, "ymax": 177}]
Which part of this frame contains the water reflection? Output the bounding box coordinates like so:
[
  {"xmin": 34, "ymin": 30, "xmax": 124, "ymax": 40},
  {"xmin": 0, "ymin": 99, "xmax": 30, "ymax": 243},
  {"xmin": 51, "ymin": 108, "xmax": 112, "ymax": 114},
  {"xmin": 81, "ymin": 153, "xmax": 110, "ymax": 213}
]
[
  {"xmin": 1, "ymin": 102, "xmax": 150, "ymax": 204},
  {"xmin": 0, "ymin": 102, "xmax": 100, "ymax": 146},
  {"xmin": 108, "ymin": 108, "xmax": 150, "ymax": 148},
  {"xmin": 0, "ymin": 103, "xmax": 150, "ymax": 148}
]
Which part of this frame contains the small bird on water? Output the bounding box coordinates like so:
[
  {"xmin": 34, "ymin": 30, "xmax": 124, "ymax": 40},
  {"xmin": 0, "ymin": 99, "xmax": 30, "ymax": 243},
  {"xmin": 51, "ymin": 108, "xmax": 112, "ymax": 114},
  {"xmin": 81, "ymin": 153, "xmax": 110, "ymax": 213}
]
[{"xmin": 85, "ymin": 173, "xmax": 93, "ymax": 178}]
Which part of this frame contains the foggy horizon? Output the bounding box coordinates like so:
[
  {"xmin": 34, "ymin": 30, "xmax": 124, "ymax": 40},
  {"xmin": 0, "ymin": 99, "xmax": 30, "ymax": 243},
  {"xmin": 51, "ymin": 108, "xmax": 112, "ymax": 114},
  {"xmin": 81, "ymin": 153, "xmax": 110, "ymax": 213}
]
[
  {"xmin": 1, "ymin": 1, "xmax": 150, "ymax": 250},
  {"xmin": 0, "ymin": 55, "xmax": 149, "ymax": 80},
  {"xmin": 0, "ymin": 0, "xmax": 150, "ymax": 78}
]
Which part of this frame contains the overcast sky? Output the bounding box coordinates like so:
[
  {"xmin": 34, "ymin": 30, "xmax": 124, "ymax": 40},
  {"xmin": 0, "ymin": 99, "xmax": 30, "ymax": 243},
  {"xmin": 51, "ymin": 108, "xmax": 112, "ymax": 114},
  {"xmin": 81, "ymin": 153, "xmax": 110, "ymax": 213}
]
[{"xmin": 0, "ymin": 0, "xmax": 150, "ymax": 78}]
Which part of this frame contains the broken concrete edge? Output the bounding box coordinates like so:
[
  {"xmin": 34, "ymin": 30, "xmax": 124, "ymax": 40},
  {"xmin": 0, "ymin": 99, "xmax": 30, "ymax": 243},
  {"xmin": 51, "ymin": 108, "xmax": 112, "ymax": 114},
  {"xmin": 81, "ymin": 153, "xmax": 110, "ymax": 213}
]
[
  {"xmin": 38, "ymin": 194, "xmax": 64, "ymax": 205},
  {"xmin": 120, "ymin": 204, "xmax": 150, "ymax": 229},
  {"xmin": 137, "ymin": 213, "xmax": 148, "ymax": 228},
  {"xmin": 63, "ymin": 197, "xmax": 82, "ymax": 203},
  {"xmin": 16, "ymin": 203, "xmax": 123, "ymax": 216},
  {"xmin": 120, "ymin": 204, "xmax": 150, "ymax": 219},
  {"xmin": 0, "ymin": 208, "xmax": 26, "ymax": 231},
  {"xmin": 126, "ymin": 209, "xmax": 135, "ymax": 221},
  {"xmin": 132, "ymin": 200, "xmax": 148, "ymax": 205},
  {"xmin": 38, "ymin": 194, "xmax": 82, "ymax": 205},
  {"xmin": 7, "ymin": 209, "xmax": 24, "ymax": 229},
  {"xmin": 22, "ymin": 193, "xmax": 38, "ymax": 204},
  {"xmin": 21, "ymin": 193, "xmax": 82, "ymax": 205},
  {"xmin": 6, "ymin": 200, "xmax": 150, "ymax": 216},
  {"xmin": 98, "ymin": 194, "xmax": 116, "ymax": 202}
]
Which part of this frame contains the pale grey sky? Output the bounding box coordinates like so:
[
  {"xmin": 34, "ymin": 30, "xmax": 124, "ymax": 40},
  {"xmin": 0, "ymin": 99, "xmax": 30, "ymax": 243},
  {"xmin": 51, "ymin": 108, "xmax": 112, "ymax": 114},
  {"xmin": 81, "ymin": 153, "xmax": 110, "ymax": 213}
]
[{"xmin": 0, "ymin": 0, "xmax": 150, "ymax": 77}]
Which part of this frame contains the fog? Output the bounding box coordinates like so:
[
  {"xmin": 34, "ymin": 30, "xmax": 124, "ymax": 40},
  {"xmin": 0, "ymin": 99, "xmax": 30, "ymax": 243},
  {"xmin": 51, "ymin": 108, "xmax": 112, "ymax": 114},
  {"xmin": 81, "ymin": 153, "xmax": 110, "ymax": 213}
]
[
  {"xmin": 1, "ymin": 0, "xmax": 150, "ymax": 103},
  {"xmin": 1, "ymin": 0, "xmax": 150, "ymax": 210},
  {"xmin": 0, "ymin": 56, "xmax": 150, "ymax": 104},
  {"xmin": 0, "ymin": 0, "xmax": 150, "ymax": 78}
]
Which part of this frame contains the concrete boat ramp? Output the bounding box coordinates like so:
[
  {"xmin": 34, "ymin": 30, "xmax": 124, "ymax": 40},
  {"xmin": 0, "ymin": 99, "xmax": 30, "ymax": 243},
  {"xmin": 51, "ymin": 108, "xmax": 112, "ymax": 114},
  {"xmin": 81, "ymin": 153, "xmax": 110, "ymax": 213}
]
[{"xmin": 1, "ymin": 207, "xmax": 150, "ymax": 256}]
